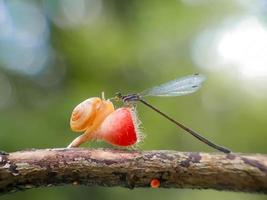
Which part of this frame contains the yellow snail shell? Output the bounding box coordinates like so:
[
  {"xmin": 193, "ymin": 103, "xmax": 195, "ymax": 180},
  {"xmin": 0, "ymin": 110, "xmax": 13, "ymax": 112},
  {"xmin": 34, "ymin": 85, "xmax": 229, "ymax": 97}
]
[{"xmin": 70, "ymin": 97, "xmax": 115, "ymax": 134}]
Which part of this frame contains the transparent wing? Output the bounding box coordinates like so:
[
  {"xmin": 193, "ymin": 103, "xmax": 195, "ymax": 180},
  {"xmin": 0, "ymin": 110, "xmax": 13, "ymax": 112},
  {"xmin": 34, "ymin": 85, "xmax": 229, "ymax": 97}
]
[{"xmin": 139, "ymin": 74, "xmax": 206, "ymax": 97}]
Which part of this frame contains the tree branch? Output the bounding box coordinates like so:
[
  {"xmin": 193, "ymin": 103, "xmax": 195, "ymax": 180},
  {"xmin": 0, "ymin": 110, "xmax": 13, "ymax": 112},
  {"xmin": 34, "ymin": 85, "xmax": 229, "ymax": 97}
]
[{"xmin": 0, "ymin": 148, "xmax": 267, "ymax": 195}]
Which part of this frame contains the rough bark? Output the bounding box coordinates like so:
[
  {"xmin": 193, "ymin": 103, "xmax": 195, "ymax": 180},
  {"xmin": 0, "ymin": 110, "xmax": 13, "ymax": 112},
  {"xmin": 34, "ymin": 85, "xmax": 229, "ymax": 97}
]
[{"xmin": 0, "ymin": 148, "xmax": 267, "ymax": 195}]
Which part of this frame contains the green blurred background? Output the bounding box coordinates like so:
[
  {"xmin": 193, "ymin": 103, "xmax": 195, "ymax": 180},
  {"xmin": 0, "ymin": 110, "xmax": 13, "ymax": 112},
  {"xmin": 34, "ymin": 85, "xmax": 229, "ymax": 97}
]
[{"xmin": 0, "ymin": 0, "xmax": 266, "ymax": 199}]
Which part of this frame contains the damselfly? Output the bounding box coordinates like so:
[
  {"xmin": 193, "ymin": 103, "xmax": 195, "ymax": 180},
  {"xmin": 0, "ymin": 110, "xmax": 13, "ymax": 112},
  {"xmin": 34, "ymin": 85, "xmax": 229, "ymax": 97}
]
[{"xmin": 115, "ymin": 73, "xmax": 231, "ymax": 154}]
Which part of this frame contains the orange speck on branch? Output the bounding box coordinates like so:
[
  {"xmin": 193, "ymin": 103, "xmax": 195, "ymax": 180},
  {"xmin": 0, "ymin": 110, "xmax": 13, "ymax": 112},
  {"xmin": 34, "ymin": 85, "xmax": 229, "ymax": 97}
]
[{"xmin": 150, "ymin": 179, "xmax": 160, "ymax": 188}]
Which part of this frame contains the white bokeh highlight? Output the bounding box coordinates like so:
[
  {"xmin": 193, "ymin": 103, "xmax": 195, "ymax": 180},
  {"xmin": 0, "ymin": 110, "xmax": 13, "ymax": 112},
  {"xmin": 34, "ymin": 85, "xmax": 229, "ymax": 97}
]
[{"xmin": 192, "ymin": 16, "xmax": 267, "ymax": 96}]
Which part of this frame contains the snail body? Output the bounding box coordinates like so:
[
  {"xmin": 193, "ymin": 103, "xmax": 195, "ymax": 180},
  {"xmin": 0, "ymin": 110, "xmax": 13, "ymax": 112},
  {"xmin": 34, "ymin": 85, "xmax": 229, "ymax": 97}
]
[{"xmin": 68, "ymin": 97, "xmax": 140, "ymax": 148}]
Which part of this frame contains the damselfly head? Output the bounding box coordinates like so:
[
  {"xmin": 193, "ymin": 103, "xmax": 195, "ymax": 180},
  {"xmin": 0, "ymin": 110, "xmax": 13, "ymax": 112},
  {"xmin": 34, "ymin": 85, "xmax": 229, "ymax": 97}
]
[{"xmin": 114, "ymin": 92, "xmax": 122, "ymax": 101}]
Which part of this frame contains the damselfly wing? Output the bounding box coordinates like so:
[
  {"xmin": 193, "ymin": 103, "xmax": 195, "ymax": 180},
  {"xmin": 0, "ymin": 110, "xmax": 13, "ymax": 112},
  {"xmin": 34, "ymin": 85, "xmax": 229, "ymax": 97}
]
[{"xmin": 140, "ymin": 73, "xmax": 206, "ymax": 97}]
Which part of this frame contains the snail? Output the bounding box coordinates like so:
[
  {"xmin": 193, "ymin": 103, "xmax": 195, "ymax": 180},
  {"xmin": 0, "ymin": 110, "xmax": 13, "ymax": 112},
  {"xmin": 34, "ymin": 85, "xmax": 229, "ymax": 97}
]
[{"xmin": 67, "ymin": 96, "xmax": 141, "ymax": 148}]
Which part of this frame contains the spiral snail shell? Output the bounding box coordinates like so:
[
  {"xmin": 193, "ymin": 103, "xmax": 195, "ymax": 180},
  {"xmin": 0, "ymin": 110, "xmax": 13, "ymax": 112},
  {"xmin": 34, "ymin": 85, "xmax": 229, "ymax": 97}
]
[
  {"xmin": 70, "ymin": 97, "xmax": 114, "ymax": 133},
  {"xmin": 68, "ymin": 97, "xmax": 140, "ymax": 148}
]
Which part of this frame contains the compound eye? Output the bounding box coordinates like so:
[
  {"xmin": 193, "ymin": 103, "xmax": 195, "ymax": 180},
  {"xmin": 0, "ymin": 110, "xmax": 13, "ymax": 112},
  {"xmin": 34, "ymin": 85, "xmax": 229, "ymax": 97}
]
[
  {"xmin": 115, "ymin": 92, "xmax": 121, "ymax": 97},
  {"xmin": 114, "ymin": 92, "xmax": 122, "ymax": 101}
]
